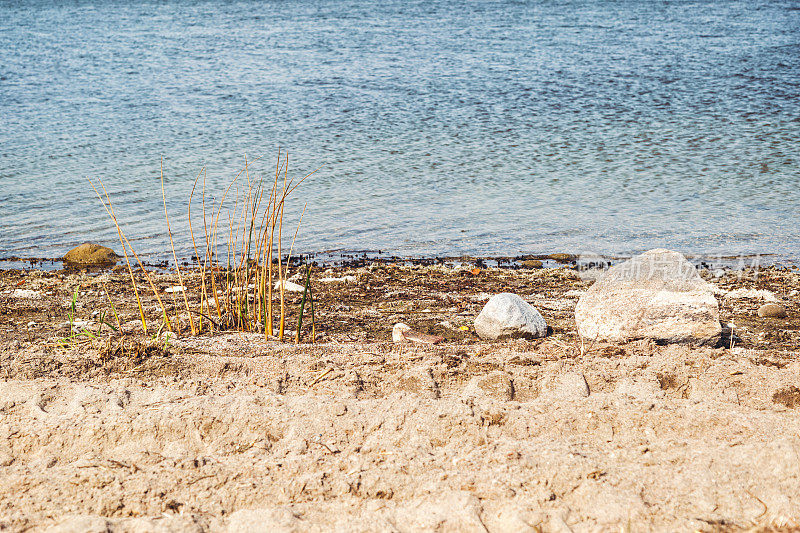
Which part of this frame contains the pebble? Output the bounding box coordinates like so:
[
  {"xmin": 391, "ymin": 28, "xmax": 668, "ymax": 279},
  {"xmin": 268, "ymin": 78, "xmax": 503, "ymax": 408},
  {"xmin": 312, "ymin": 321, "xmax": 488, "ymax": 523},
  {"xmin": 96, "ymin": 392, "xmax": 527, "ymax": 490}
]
[
  {"xmin": 11, "ymin": 289, "xmax": 41, "ymax": 299},
  {"xmin": 164, "ymin": 285, "xmax": 186, "ymax": 293},
  {"xmin": 521, "ymin": 259, "xmax": 542, "ymax": 269},
  {"xmin": 758, "ymin": 303, "xmax": 787, "ymax": 319}
]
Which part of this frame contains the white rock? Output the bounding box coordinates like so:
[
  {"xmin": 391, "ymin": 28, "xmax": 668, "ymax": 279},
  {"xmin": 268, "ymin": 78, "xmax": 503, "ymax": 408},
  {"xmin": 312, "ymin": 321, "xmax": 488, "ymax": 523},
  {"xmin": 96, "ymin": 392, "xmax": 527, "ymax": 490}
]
[
  {"xmin": 724, "ymin": 288, "xmax": 778, "ymax": 302},
  {"xmin": 274, "ymin": 280, "xmax": 305, "ymax": 292},
  {"xmin": 474, "ymin": 293, "xmax": 547, "ymax": 340},
  {"xmin": 575, "ymin": 249, "xmax": 721, "ymax": 345},
  {"xmin": 11, "ymin": 289, "xmax": 41, "ymax": 299},
  {"xmin": 164, "ymin": 285, "xmax": 186, "ymax": 293},
  {"xmin": 392, "ymin": 323, "xmax": 411, "ymax": 342}
]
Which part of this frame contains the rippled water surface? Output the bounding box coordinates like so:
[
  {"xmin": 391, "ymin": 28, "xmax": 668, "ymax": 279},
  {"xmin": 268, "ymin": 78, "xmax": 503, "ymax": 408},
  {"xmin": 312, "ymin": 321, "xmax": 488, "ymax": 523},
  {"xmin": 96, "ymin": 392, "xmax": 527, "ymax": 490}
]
[{"xmin": 1, "ymin": 0, "xmax": 799, "ymax": 262}]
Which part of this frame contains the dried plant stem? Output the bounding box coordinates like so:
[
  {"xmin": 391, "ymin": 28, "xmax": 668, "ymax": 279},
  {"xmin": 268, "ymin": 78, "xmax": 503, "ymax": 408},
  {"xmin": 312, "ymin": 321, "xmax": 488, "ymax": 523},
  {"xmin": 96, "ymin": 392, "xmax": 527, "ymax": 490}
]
[
  {"xmin": 285, "ymin": 202, "xmax": 307, "ymax": 272},
  {"xmin": 265, "ymin": 151, "xmax": 283, "ymax": 338},
  {"xmin": 161, "ymin": 159, "xmax": 196, "ymax": 336},
  {"xmin": 88, "ymin": 178, "xmax": 162, "ymax": 333},
  {"xmin": 95, "ymin": 152, "xmax": 311, "ymax": 340},
  {"xmin": 277, "ymin": 162, "xmax": 288, "ymax": 341},
  {"xmin": 101, "ymin": 281, "xmax": 122, "ymax": 332},
  {"xmin": 188, "ymin": 166, "xmax": 210, "ymax": 333},
  {"xmin": 296, "ymin": 263, "xmax": 312, "ymax": 343}
]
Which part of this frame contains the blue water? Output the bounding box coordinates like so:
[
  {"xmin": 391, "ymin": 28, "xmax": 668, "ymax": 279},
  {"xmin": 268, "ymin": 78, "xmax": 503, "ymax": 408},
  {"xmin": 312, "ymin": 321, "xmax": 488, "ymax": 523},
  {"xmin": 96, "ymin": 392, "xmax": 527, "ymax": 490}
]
[{"xmin": 1, "ymin": 0, "xmax": 799, "ymax": 263}]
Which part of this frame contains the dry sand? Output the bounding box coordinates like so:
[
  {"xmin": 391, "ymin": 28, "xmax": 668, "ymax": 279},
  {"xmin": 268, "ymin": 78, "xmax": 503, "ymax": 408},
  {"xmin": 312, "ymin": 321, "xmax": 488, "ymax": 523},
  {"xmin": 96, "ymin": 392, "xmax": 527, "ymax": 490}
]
[{"xmin": 1, "ymin": 264, "xmax": 800, "ymax": 532}]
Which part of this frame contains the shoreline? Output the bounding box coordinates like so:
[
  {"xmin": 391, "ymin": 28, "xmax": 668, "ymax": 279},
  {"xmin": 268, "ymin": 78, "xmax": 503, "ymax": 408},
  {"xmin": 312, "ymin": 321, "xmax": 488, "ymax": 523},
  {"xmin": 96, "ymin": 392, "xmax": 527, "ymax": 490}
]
[{"xmin": 0, "ymin": 248, "xmax": 787, "ymax": 273}]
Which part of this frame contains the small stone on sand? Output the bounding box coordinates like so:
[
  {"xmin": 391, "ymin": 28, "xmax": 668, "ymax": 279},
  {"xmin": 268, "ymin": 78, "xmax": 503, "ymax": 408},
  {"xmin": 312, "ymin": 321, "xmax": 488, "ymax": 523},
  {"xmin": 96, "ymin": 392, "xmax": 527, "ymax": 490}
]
[
  {"xmin": 758, "ymin": 303, "xmax": 787, "ymax": 318},
  {"xmin": 474, "ymin": 293, "xmax": 547, "ymax": 341}
]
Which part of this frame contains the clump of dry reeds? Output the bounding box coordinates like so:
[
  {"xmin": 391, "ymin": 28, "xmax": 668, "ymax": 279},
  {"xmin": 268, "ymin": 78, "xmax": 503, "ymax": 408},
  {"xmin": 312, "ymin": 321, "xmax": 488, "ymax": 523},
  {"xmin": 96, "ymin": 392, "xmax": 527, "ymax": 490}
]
[{"xmin": 90, "ymin": 150, "xmax": 317, "ymax": 342}]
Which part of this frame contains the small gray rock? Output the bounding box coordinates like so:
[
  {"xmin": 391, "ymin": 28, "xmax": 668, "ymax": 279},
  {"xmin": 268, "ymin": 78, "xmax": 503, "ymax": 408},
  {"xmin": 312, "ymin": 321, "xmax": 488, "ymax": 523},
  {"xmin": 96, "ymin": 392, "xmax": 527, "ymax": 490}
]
[{"xmin": 474, "ymin": 293, "xmax": 547, "ymax": 340}]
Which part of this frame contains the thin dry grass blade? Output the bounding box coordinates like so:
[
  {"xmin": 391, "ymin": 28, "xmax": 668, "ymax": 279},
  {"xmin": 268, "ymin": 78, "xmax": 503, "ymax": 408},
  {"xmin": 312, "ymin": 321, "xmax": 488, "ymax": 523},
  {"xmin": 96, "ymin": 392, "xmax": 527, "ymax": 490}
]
[
  {"xmin": 161, "ymin": 158, "xmax": 196, "ymax": 336},
  {"xmin": 88, "ymin": 178, "xmax": 148, "ymax": 333}
]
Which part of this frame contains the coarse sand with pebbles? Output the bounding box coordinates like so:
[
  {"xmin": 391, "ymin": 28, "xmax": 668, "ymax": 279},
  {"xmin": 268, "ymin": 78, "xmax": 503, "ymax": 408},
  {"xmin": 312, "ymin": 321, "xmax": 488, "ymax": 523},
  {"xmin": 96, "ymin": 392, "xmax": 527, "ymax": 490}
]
[{"xmin": 1, "ymin": 264, "xmax": 800, "ymax": 532}]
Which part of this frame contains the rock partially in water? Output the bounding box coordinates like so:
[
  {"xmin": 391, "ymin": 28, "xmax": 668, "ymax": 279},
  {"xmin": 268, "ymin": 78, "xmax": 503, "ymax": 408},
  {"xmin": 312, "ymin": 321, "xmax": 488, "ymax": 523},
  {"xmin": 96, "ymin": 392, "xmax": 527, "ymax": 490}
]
[
  {"xmin": 575, "ymin": 249, "xmax": 721, "ymax": 345},
  {"xmin": 758, "ymin": 303, "xmax": 787, "ymax": 318},
  {"xmin": 474, "ymin": 293, "xmax": 547, "ymax": 341},
  {"xmin": 520, "ymin": 259, "xmax": 543, "ymax": 269},
  {"xmin": 63, "ymin": 243, "xmax": 118, "ymax": 265}
]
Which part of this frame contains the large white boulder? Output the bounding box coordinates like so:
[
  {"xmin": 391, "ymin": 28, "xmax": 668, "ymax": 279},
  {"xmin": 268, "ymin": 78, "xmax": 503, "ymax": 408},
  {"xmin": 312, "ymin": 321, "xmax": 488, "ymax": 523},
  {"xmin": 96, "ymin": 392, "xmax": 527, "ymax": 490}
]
[
  {"xmin": 474, "ymin": 293, "xmax": 547, "ymax": 340},
  {"xmin": 575, "ymin": 249, "xmax": 721, "ymax": 345}
]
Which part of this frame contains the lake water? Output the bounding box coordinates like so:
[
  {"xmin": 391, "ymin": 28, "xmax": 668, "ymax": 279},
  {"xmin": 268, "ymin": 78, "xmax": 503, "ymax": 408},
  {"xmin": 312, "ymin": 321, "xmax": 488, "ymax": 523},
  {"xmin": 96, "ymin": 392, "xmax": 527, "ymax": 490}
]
[{"xmin": 1, "ymin": 0, "xmax": 799, "ymax": 264}]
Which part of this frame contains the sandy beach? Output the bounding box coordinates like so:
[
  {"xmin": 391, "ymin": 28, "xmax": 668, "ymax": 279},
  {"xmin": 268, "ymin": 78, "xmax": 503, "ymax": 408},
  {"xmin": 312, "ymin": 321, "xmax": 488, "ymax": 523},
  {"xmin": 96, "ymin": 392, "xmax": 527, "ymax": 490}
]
[{"xmin": 1, "ymin": 263, "xmax": 799, "ymax": 531}]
